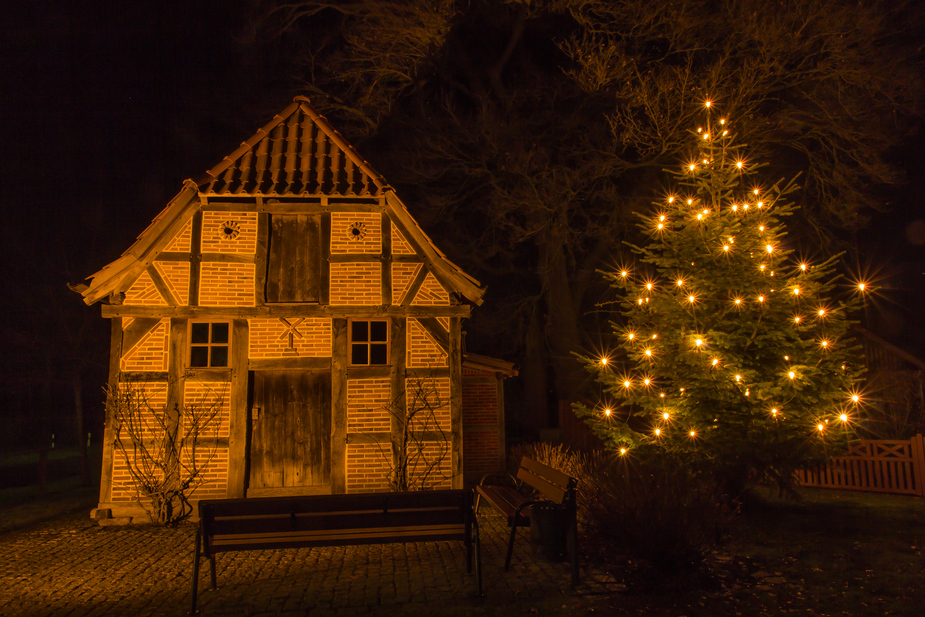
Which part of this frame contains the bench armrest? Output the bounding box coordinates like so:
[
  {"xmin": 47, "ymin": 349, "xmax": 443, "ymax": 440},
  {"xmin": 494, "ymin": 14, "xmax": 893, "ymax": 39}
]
[{"xmin": 477, "ymin": 472, "xmax": 518, "ymax": 488}]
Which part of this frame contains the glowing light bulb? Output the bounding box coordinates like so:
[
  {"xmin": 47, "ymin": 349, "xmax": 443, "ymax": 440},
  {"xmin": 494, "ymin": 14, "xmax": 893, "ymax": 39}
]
[
  {"xmin": 619, "ymin": 448, "xmax": 627, "ymax": 455},
  {"xmin": 628, "ymin": 333, "xmax": 635, "ymax": 340},
  {"xmin": 623, "ymin": 380, "xmax": 631, "ymax": 388},
  {"xmin": 659, "ymin": 215, "xmax": 666, "ymax": 221},
  {"xmin": 788, "ymin": 371, "xmax": 796, "ymax": 379},
  {"xmin": 668, "ymin": 196, "xmax": 675, "ymax": 203},
  {"xmin": 858, "ymin": 282, "xmax": 866, "ymax": 291},
  {"xmin": 600, "ymin": 358, "xmax": 608, "ymax": 365},
  {"xmin": 644, "ymin": 378, "xmax": 651, "ymax": 385},
  {"xmin": 758, "ymin": 295, "xmax": 765, "ymax": 302},
  {"xmin": 660, "ymin": 393, "xmax": 666, "ymax": 398},
  {"xmin": 646, "ymin": 283, "xmax": 653, "ymax": 290},
  {"xmin": 704, "ymin": 133, "xmax": 710, "ymax": 140},
  {"xmin": 720, "ymin": 118, "xmax": 726, "ymax": 124},
  {"xmin": 793, "ymin": 287, "xmax": 800, "ymax": 295},
  {"xmin": 652, "ymin": 334, "xmax": 658, "ymax": 339},
  {"xmin": 735, "ymin": 374, "xmax": 741, "ymax": 382},
  {"xmin": 662, "ymin": 412, "xmax": 670, "ymax": 420},
  {"xmin": 839, "ymin": 413, "xmax": 848, "ymax": 422},
  {"xmin": 705, "ymin": 101, "xmax": 711, "ymax": 108},
  {"xmin": 689, "ymin": 295, "xmax": 696, "ymax": 303},
  {"xmin": 620, "ymin": 270, "xmax": 628, "ymax": 277},
  {"xmin": 654, "ymin": 428, "xmax": 661, "ymax": 436},
  {"xmin": 604, "ymin": 408, "xmax": 612, "ymax": 416},
  {"xmin": 690, "ymin": 430, "xmax": 697, "ymax": 437},
  {"xmin": 644, "ymin": 349, "xmax": 652, "ymax": 357},
  {"xmin": 736, "ymin": 161, "xmax": 743, "ymax": 169},
  {"xmin": 818, "ymin": 309, "xmax": 826, "ymax": 317},
  {"xmin": 658, "ymin": 223, "xmax": 664, "ymax": 229},
  {"xmin": 687, "ymin": 199, "xmax": 693, "ymax": 205},
  {"xmin": 817, "ymin": 424, "xmax": 825, "ymax": 432},
  {"xmin": 766, "ymin": 244, "xmax": 773, "ymax": 253},
  {"xmin": 753, "ymin": 189, "xmax": 760, "ymax": 195},
  {"xmin": 800, "ymin": 263, "xmax": 808, "ymax": 271},
  {"xmin": 771, "ymin": 408, "xmax": 778, "ymax": 416},
  {"xmin": 794, "ymin": 316, "xmax": 801, "ymax": 324},
  {"xmin": 712, "ymin": 358, "xmax": 719, "ymax": 366},
  {"xmin": 757, "ymin": 201, "xmax": 763, "ymax": 207},
  {"xmin": 689, "ymin": 164, "xmax": 696, "ymax": 171},
  {"xmin": 723, "ymin": 245, "xmax": 730, "ymax": 251},
  {"xmin": 676, "ymin": 279, "xmax": 684, "ymax": 287},
  {"xmin": 821, "ymin": 340, "xmax": 829, "ymax": 348},
  {"xmin": 732, "ymin": 205, "xmax": 738, "ymax": 211},
  {"xmin": 638, "ymin": 299, "xmax": 644, "ymax": 305},
  {"xmin": 695, "ymin": 339, "xmax": 703, "ymax": 347},
  {"xmin": 734, "ymin": 298, "xmax": 742, "ymax": 305},
  {"xmin": 697, "ymin": 213, "xmax": 703, "ymax": 220},
  {"xmin": 760, "ymin": 264, "xmax": 766, "ymax": 271},
  {"xmin": 851, "ymin": 395, "xmax": 859, "ymax": 403}
]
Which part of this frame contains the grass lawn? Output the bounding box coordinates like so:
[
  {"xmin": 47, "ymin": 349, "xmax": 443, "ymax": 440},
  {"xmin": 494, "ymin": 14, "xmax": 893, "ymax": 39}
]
[{"xmin": 574, "ymin": 487, "xmax": 925, "ymax": 616}]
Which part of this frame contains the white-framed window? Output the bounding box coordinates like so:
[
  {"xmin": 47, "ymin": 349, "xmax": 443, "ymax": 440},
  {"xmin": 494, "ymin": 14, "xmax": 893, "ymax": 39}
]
[
  {"xmin": 349, "ymin": 319, "xmax": 389, "ymax": 365},
  {"xmin": 189, "ymin": 321, "xmax": 230, "ymax": 368}
]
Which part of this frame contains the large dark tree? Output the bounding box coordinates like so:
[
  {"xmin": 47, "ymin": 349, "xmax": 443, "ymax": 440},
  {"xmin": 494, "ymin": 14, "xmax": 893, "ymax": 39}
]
[{"xmin": 249, "ymin": 0, "xmax": 923, "ymax": 435}]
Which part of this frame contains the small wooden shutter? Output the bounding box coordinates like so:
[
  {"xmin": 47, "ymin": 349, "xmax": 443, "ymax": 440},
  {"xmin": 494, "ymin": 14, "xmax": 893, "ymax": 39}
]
[{"xmin": 266, "ymin": 214, "xmax": 322, "ymax": 303}]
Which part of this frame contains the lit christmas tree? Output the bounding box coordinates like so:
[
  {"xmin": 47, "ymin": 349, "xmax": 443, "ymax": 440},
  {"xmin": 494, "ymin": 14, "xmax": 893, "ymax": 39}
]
[{"xmin": 577, "ymin": 104, "xmax": 867, "ymax": 494}]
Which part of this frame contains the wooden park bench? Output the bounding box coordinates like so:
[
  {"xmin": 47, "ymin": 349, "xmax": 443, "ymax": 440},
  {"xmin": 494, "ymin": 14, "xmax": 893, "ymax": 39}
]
[
  {"xmin": 190, "ymin": 489, "xmax": 481, "ymax": 613},
  {"xmin": 474, "ymin": 456, "xmax": 579, "ymax": 585}
]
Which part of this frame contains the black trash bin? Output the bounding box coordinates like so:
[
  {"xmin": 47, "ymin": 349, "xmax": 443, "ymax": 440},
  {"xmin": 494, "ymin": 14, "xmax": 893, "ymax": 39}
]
[{"xmin": 530, "ymin": 502, "xmax": 568, "ymax": 562}]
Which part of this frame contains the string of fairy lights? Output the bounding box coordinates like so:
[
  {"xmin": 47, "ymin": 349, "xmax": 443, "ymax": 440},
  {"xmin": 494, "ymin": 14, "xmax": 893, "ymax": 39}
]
[{"xmin": 589, "ymin": 102, "xmax": 868, "ymax": 455}]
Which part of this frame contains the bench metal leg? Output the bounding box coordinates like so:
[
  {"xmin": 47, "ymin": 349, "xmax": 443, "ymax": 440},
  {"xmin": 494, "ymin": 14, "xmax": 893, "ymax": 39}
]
[
  {"xmin": 209, "ymin": 554, "xmax": 217, "ymax": 590},
  {"xmin": 503, "ymin": 524, "xmax": 518, "ymax": 571},
  {"xmin": 190, "ymin": 528, "xmax": 201, "ymax": 615},
  {"xmin": 474, "ymin": 519, "xmax": 483, "ymax": 596}
]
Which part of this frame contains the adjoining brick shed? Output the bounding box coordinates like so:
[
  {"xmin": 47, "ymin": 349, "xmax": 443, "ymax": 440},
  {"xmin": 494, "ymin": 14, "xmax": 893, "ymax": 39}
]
[{"xmin": 73, "ymin": 97, "xmax": 510, "ymax": 521}]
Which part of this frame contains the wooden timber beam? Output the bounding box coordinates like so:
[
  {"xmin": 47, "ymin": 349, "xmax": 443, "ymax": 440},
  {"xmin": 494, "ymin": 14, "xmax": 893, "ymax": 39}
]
[{"xmin": 102, "ymin": 304, "xmax": 472, "ymax": 319}]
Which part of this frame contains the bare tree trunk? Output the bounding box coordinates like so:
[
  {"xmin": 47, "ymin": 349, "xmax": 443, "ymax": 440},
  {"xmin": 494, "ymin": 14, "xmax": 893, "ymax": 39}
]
[
  {"xmin": 73, "ymin": 374, "xmax": 90, "ymax": 486},
  {"xmin": 521, "ymin": 300, "xmax": 550, "ymax": 432},
  {"xmin": 537, "ymin": 226, "xmax": 585, "ymax": 403}
]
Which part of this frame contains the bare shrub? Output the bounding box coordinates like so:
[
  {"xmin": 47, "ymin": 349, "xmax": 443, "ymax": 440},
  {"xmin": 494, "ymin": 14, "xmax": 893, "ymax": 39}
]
[
  {"xmin": 513, "ymin": 442, "xmax": 730, "ymax": 575},
  {"xmin": 106, "ymin": 376, "xmax": 226, "ymax": 524}
]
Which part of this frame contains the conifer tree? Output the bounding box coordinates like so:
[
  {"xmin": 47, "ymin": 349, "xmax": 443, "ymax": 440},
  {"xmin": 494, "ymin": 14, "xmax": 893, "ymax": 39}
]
[{"xmin": 577, "ymin": 105, "xmax": 867, "ymax": 494}]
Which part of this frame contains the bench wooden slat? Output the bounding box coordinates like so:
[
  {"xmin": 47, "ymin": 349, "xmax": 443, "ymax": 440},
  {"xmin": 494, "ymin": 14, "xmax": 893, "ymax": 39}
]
[
  {"xmin": 516, "ymin": 466, "xmax": 568, "ymax": 504},
  {"xmin": 520, "ymin": 457, "xmax": 573, "ymax": 489}
]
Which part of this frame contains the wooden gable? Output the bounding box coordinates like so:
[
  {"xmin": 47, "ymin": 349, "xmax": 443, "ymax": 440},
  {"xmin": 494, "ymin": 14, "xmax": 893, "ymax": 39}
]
[{"xmin": 76, "ymin": 97, "xmax": 485, "ymax": 309}]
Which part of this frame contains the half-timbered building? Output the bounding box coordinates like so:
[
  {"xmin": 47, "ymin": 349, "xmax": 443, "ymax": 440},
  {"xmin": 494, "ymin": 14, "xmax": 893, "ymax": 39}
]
[{"xmin": 75, "ymin": 97, "xmax": 512, "ymax": 521}]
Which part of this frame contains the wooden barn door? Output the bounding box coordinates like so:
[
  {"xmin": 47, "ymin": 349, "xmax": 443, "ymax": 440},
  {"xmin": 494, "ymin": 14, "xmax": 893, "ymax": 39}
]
[{"xmin": 248, "ymin": 370, "xmax": 331, "ymax": 496}]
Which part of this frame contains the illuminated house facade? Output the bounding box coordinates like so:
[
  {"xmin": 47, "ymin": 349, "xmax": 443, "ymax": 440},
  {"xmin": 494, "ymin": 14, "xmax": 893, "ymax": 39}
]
[{"xmin": 75, "ymin": 97, "xmax": 512, "ymax": 521}]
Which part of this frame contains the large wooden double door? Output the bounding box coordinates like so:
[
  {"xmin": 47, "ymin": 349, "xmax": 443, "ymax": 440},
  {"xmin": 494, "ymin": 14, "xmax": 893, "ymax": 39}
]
[{"xmin": 247, "ymin": 370, "xmax": 331, "ymax": 496}]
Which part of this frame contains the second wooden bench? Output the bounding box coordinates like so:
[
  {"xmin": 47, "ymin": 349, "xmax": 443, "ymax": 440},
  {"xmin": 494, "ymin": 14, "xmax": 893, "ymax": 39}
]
[{"xmin": 475, "ymin": 456, "xmax": 579, "ymax": 585}]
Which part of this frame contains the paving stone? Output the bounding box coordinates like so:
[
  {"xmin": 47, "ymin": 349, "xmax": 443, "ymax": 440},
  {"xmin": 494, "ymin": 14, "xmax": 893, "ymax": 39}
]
[{"xmin": 0, "ymin": 506, "xmax": 613, "ymax": 616}]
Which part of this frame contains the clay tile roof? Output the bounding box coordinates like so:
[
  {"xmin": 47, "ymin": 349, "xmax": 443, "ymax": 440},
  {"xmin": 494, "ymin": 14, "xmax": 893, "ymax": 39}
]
[{"xmin": 197, "ymin": 97, "xmax": 388, "ymax": 197}]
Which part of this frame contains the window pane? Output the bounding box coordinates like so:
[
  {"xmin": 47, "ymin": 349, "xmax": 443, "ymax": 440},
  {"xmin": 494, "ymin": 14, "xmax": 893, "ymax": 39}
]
[
  {"xmin": 191, "ymin": 323, "xmax": 210, "ymax": 344},
  {"xmin": 211, "ymin": 323, "xmax": 229, "ymax": 344},
  {"xmin": 370, "ymin": 321, "xmax": 388, "ymax": 342},
  {"xmin": 190, "ymin": 346, "xmax": 209, "ymax": 367},
  {"xmin": 211, "ymin": 346, "xmax": 229, "ymax": 367},
  {"xmin": 370, "ymin": 343, "xmax": 388, "ymax": 365},
  {"xmin": 352, "ymin": 321, "xmax": 369, "ymax": 342},
  {"xmin": 351, "ymin": 344, "xmax": 369, "ymax": 365}
]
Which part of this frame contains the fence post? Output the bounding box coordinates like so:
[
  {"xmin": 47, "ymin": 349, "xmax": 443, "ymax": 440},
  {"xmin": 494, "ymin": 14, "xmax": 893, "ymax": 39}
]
[{"xmin": 912, "ymin": 434, "xmax": 925, "ymax": 498}]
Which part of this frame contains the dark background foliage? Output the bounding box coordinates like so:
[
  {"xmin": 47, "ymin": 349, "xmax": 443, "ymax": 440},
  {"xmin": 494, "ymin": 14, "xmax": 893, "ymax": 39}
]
[{"xmin": 2, "ymin": 0, "xmax": 924, "ymax": 453}]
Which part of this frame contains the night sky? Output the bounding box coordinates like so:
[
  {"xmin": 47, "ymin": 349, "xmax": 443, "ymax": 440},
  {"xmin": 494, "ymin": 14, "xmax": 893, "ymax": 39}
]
[{"xmin": 2, "ymin": 2, "xmax": 924, "ymax": 447}]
